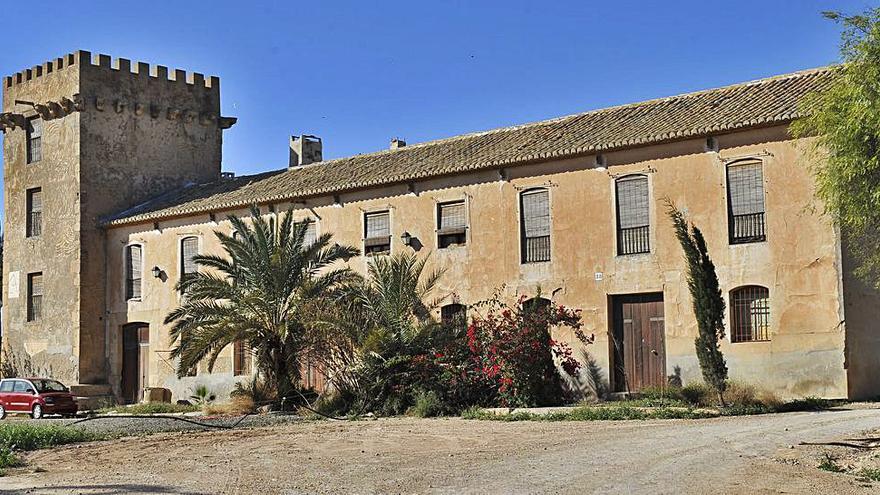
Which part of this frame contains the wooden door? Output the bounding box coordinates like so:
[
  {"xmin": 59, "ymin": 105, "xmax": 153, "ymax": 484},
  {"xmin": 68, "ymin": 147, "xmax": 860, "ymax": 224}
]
[
  {"xmin": 122, "ymin": 324, "xmax": 149, "ymax": 404},
  {"xmin": 611, "ymin": 293, "xmax": 666, "ymax": 393}
]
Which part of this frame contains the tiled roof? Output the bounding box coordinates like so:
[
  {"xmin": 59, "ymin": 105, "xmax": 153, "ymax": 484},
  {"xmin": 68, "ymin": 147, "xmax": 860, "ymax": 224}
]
[{"xmin": 105, "ymin": 66, "xmax": 836, "ymax": 226}]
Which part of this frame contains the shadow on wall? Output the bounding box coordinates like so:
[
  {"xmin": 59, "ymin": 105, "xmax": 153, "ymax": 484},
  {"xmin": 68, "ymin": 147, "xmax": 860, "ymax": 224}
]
[
  {"xmin": 560, "ymin": 350, "xmax": 610, "ymax": 402},
  {"xmin": 841, "ymin": 238, "xmax": 880, "ymax": 400}
]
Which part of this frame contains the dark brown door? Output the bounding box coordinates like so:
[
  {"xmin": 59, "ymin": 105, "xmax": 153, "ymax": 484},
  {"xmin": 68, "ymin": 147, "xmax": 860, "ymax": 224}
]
[
  {"xmin": 611, "ymin": 293, "xmax": 665, "ymax": 393},
  {"xmin": 122, "ymin": 324, "xmax": 149, "ymax": 404}
]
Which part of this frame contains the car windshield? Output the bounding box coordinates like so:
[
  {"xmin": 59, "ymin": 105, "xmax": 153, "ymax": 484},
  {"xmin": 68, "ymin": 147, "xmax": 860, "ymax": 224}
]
[{"xmin": 31, "ymin": 379, "xmax": 68, "ymax": 393}]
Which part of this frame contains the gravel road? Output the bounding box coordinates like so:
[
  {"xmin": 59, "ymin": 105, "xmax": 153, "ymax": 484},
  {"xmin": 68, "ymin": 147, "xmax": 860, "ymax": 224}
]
[{"xmin": 2, "ymin": 408, "xmax": 879, "ymax": 494}]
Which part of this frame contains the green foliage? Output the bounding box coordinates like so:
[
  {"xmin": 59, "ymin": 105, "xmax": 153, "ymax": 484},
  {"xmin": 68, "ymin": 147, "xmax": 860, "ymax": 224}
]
[
  {"xmin": 0, "ymin": 423, "xmax": 103, "ymax": 472},
  {"xmin": 818, "ymin": 453, "xmax": 846, "ymax": 473},
  {"xmin": 189, "ymin": 385, "xmax": 216, "ymax": 406},
  {"xmin": 464, "ymin": 405, "xmax": 715, "ymax": 422},
  {"xmin": 409, "ymin": 390, "xmax": 443, "ymax": 418},
  {"xmin": 164, "ymin": 205, "xmax": 359, "ymax": 401},
  {"xmin": 791, "ymin": 9, "xmax": 880, "ymax": 288},
  {"xmin": 679, "ymin": 383, "xmax": 712, "ymax": 407},
  {"xmin": 856, "ymin": 468, "xmax": 880, "ymax": 482},
  {"xmin": 667, "ymin": 204, "xmax": 728, "ymax": 405},
  {"xmin": 230, "ymin": 376, "xmax": 276, "ymax": 407},
  {"xmin": 97, "ymin": 403, "xmax": 199, "ymax": 415}
]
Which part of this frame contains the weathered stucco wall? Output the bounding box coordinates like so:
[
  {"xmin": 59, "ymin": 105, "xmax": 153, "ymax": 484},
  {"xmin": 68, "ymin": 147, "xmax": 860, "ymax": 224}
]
[
  {"xmin": 2, "ymin": 51, "xmax": 227, "ymax": 389},
  {"xmin": 105, "ymin": 124, "xmax": 861, "ymax": 401}
]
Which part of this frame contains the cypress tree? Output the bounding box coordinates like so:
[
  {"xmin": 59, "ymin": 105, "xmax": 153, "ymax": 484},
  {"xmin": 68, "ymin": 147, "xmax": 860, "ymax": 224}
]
[{"xmin": 667, "ymin": 203, "xmax": 728, "ymax": 405}]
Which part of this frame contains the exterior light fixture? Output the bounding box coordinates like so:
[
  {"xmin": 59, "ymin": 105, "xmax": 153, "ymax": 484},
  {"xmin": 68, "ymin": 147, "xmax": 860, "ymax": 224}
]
[
  {"xmin": 401, "ymin": 231, "xmax": 413, "ymax": 246},
  {"xmin": 152, "ymin": 266, "xmax": 162, "ymax": 278}
]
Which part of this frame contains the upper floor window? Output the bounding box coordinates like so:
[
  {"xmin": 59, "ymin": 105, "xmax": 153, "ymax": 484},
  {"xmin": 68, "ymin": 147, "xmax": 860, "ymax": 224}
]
[
  {"xmin": 730, "ymin": 285, "xmax": 770, "ymax": 342},
  {"xmin": 125, "ymin": 244, "xmax": 143, "ymax": 300},
  {"xmin": 364, "ymin": 211, "xmax": 391, "ymax": 256},
  {"xmin": 180, "ymin": 236, "xmax": 199, "ymax": 283},
  {"xmin": 233, "ymin": 340, "xmax": 252, "ymax": 376},
  {"xmin": 27, "ymin": 272, "xmax": 43, "ymax": 322},
  {"xmin": 520, "ymin": 189, "xmax": 551, "ymax": 263},
  {"xmin": 615, "ymin": 175, "xmax": 650, "ymax": 255},
  {"xmin": 437, "ymin": 201, "xmax": 467, "ymax": 248},
  {"xmin": 26, "ymin": 187, "xmax": 42, "ymax": 238},
  {"xmin": 727, "ymin": 160, "xmax": 766, "ymax": 244},
  {"xmin": 304, "ymin": 220, "xmax": 317, "ymax": 245},
  {"xmin": 26, "ymin": 118, "xmax": 42, "ymax": 164},
  {"xmin": 440, "ymin": 303, "xmax": 467, "ymax": 328}
]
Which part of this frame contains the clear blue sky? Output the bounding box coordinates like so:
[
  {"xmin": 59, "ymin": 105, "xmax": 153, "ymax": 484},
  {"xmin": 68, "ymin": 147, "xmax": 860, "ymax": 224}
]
[{"xmin": 0, "ymin": 0, "xmax": 871, "ymax": 220}]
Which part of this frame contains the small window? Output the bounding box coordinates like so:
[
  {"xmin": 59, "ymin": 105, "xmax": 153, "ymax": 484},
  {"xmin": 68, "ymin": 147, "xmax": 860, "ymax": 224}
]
[
  {"xmin": 0, "ymin": 381, "xmax": 13, "ymax": 392},
  {"xmin": 364, "ymin": 211, "xmax": 391, "ymax": 255},
  {"xmin": 437, "ymin": 201, "xmax": 467, "ymax": 248},
  {"xmin": 615, "ymin": 175, "xmax": 650, "ymax": 255},
  {"xmin": 125, "ymin": 245, "xmax": 143, "ymax": 300},
  {"xmin": 27, "ymin": 118, "xmax": 42, "ymax": 164},
  {"xmin": 180, "ymin": 236, "xmax": 199, "ymax": 283},
  {"xmin": 520, "ymin": 189, "xmax": 551, "ymax": 263},
  {"xmin": 26, "ymin": 187, "xmax": 42, "ymax": 238},
  {"xmin": 727, "ymin": 160, "xmax": 766, "ymax": 244},
  {"xmin": 233, "ymin": 340, "xmax": 252, "ymax": 376},
  {"xmin": 730, "ymin": 286, "xmax": 770, "ymax": 342},
  {"xmin": 27, "ymin": 272, "xmax": 43, "ymax": 322},
  {"xmin": 523, "ymin": 297, "xmax": 551, "ymax": 314},
  {"xmin": 304, "ymin": 220, "xmax": 317, "ymax": 245},
  {"xmin": 440, "ymin": 303, "xmax": 467, "ymax": 328},
  {"xmin": 13, "ymin": 380, "xmax": 34, "ymax": 393}
]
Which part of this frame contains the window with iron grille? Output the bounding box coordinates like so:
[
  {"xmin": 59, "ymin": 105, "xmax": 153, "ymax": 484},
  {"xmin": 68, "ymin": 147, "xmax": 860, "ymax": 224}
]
[
  {"xmin": 615, "ymin": 175, "xmax": 650, "ymax": 255},
  {"xmin": 26, "ymin": 187, "xmax": 42, "ymax": 238},
  {"xmin": 364, "ymin": 211, "xmax": 391, "ymax": 255},
  {"xmin": 730, "ymin": 286, "xmax": 770, "ymax": 342},
  {"xmin": 523, "ymin": 297, "xmax": 551, "ymax": 314},
  {"xmin": 27, "ymin": 272, "xmax": 43, "ymax": 322},
  {"xmin": 440, "ymin": 303, "xmax": 467, "ymax": 328},
  {"xmin": 437, "ymin": 201, "xmax": 467, "ymax": 248},
  {"xmin": 303, "ymin": 219, "xmax": 317, "ymax": 245},
  {"xmin": 125, "ymin": 244, "xmax": 143, "ymax": 300},
  {"xmin": 26, "ymin": 118, "xmax": 42, "ymax": 164},
  {"xmin": 520, "ymin": 189, "xmax": 551, "ymax": 263},
  {"xmin": 727, "ymin": 160, "xmax": 766, "ymax": 244},
  {"xmin": 233, "ymin": 340, "xmax": 252, "ymax": 376},
  {"xmin": 180, "ymin": 236, "xmax": 199, "ymax": 284}
]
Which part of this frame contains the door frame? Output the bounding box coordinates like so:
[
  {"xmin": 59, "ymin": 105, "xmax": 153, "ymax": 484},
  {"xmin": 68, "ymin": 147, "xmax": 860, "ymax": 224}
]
[
  {"xmin": 608, "ymin": 292, "xmax": 666, "ymax": 393},
  {"xmin": 121, "ymin": 322, "xmax": 150, "ymax": 404}
]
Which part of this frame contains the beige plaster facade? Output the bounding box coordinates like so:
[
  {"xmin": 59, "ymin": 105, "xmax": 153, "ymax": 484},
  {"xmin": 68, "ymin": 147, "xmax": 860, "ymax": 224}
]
[{"xmin": 2, "ymin": 52, "xmax": 878, "ymax": 403}]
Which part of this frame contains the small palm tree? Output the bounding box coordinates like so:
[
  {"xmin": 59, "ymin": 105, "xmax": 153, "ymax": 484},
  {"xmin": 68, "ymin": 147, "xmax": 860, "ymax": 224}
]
[{"xmin": 164, "ymin": 206, "xmax": 359, "ymax": 401}]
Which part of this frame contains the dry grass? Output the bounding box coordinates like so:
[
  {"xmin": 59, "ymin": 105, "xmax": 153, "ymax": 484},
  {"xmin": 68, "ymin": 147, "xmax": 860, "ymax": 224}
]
[{"xmin": 202, "ymin": 396, "xmax": 256, "ymax": 416}]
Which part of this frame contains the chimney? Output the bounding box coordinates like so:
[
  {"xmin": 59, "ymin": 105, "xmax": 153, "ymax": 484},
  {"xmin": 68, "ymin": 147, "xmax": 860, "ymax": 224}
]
[
  {"xmin": 289, "ymin": 135, "xmax": 323, "ymax": 169},
  {"xmin": 390, "ymin": 137, "xmax": 406, "ymax": 150}
]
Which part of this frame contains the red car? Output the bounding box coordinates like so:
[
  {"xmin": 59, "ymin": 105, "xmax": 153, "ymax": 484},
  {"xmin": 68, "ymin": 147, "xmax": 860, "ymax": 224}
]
[{"xmin": 0, "ymin": 378, "xmax": 78, "ymax": 419}]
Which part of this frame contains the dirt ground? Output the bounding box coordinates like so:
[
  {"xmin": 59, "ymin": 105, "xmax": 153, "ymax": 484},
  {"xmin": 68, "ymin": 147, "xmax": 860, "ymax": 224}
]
[{"xmin": 2, "ymin": 408, "xmax": 879, "ymax": 494}]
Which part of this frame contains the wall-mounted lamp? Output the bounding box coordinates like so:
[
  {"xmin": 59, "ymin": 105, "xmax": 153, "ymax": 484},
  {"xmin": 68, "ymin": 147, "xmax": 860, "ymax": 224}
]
[
  {"xmin": 151, "ymin": 266, "xmax": 163, "ymax": 278},
  {"xmin": 401, "ymin": 231, "xmax": 413, "ymax": 246}
]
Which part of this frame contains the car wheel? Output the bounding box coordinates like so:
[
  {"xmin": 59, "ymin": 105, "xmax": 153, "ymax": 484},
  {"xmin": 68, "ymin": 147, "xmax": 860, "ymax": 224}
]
[
  {"xmin": 0, "ymin": 405, "xmax": 6, "ymax": 420},
  {"xmin": 31, "ymin": 403, "xmax": 43, "ymax": 420}
]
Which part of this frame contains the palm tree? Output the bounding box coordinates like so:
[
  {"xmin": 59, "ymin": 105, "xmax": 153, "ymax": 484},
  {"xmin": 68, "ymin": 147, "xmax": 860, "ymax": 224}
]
[{"xmin": 164, "ymin": 206, "xmax": 359, "ymax": 401}]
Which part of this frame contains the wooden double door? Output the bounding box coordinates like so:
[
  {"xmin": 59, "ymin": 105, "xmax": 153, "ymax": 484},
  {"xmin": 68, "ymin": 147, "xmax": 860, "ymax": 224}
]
[
  {"xmin": 121, "ymin": 323, "xmax": 150, "ymax": 404},
  {"xmin": 611, "ymin": 293, "xmax": 666, "ymax": 393}
]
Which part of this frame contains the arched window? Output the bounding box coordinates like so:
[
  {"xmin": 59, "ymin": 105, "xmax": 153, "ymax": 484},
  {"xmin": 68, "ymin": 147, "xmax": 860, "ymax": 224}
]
[
  {"xmin": 522, "ymin": 297, "xmax": 551, "ymax": 314},
  {"xmin": 180, "ymin": 236, "xmax": 199, "ymax": 283},
  {"xmin": 730, "ymin": 286, "xmax": 770, "ymax": 342},
  {"xmin": 727, "ymin": 159, "xmax": 766, "ymax": 244},
  {"xmin": 520, "ymin": 188, "xmax": 551, "ymax": 263},
  {"xmin": 615, "ymin": 175, "xmax": 650, "ymax": 255},
  {"xmin": 441, "ymin": 303, "xmax": 467, "ymax": 328},
  {"xmin": 125, "ymin": 244, "xmax": 143, "ymax": 300}
]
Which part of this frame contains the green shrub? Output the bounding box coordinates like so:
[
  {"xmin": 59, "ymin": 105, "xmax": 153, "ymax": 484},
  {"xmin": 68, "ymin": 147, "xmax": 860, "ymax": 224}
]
[
  {"xmin": 410, "ymin": 390, "xmax": 443, "ymax": 418},
  {"xmin": 0, "ymin": 446, "xmax": 24, "ymax": 473},
  {"xmin": 856, "ymin": 468, "xmax": 880, "ymax": 482},
  {"xmin": 460, "ymin": 406, "xmax": 485, "ymax": 419},
  {"xmin": 464, "ymin": 405, "xmax": 715, "ymax": 422},
  {"xmin": 680, "ymin": 382, "xmax": 712, "ymax": 406},
  {"xmin": 777, "ymin": 397, "xmax": 833, "ymax": 412}
]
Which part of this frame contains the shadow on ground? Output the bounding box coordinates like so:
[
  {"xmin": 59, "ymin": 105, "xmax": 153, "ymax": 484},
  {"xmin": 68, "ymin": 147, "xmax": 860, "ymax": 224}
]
[{"xmin": 0, "ymin": 484, "xmax": 204, "ymax": 495}]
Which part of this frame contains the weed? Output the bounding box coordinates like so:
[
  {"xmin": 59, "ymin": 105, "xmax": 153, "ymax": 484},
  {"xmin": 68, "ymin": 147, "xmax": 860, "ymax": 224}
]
[
  {"xmin": 410, "ymin": 390, "xmax": 443, "ymax": 418},
  {"xmin": 0, "ymin": 423, "xmax": 104, "ymax": 473},
  {"xmin": 856, "ymin": 467, "xmax": 880, "ymax": 482},
  {"xmin": 462, "ymin": 405, "xmax": 715, "ymax": 422},
  {"xmin": 98, "ymin": 403, "xmax": 199, "ymax": 415},
  {"xmin": 818, "ymin": 453, "xmax": 846, "ymax": 473}
]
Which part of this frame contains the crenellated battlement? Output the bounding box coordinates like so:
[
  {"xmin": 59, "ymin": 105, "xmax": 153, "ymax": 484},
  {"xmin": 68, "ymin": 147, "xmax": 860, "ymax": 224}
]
[{"xmin": 3, "ymin": 50, "xmax": 220, "ymax": 91}]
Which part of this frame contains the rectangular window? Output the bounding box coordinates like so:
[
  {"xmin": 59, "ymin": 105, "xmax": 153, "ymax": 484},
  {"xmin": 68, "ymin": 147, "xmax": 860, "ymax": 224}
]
[
  {"xmin": 615, "ymin": 175, "xmax": 650, "ymax": 255},
  {"xmin": 364, "ymin": 211, "xmax": 391, "ymax": 255},
  {"xmin": 437, "ymin": 201, "xmax": 467, "ymax": 248},
  {"xmin": 27, "ymin": 272, "xmax": 43, "ymax": 322},
  {"xmin": 727, "ymin": 160, "xmax": 766, "ymax": 244},
  {"xmin": 27, "ymin": 118, "xmax": 42, "ymax": 164},
  {"xmin": 180, "ymin": 237, "xmax": 199, "ymax": 281},
  {"xmin": 125, "ymin": 245, "xmax": 143, "ymax": 300},
  {"xmin": 304, "ymin": 220, "xmax": 317, "ymax": 245},
  {"xmin": 26, "ymin": 187, "xmax": 42, "ymax": 238},
  {"xmin": 233, "ymin": 340, "xmax": 252, "ymax": 376},
  {"xmin": 520, "ymin": 189, "xmax": 551, "ymax": 263}
]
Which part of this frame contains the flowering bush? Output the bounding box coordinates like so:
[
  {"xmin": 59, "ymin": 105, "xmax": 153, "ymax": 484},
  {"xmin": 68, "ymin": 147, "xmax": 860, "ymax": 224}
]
[{"xmin": 464, "ymin": 295, "xmax": 593, "ymax": 407}]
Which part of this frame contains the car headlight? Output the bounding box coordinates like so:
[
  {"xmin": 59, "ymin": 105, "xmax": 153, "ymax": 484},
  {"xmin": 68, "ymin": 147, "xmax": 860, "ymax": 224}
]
[{"xmin": 44, "ymin": 397, "xmax": 55, "ymax": 404}]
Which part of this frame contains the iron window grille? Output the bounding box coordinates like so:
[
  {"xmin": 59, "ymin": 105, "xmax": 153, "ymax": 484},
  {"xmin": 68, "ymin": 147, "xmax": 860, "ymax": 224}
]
[
  {"xmin": 303, "ymin": 220, "xmax": 317, "ymax": 245},
  {"xmin": 125, "ymin": 244, "xmax": 143, "ymax": 300},
  {"xmin": 727, "ymin": 160, "xmax": 766, "ymax": 244},
  {"xmin": 730, "ymin": 286, "xmax": 771, "ymax": 342},
  {"xmin": 180, "ymin": 236, "xmax": 199, "ymax": 288},
  {"xmin": 523, "ymin": 297, "xmax": 551, "ymax": 314},
  {"xmin": 27, "ymin": 272, "xmax": 43, "ymax": 322},
  {"xmin": 520, "ymin": 189, "xmax": 551, "ymax": 263},
  {"xmin": 440, "ymin": 303, "xmax": 467, "ymax": 328},
  {"xmin": 364, "ymin": 211, "xmax": 391, "ymax": 255},
  {"xmin": 26, "ymin": 187, "xmax": 42, "ymax": 238},
  {"xmin": 615, "ymin": 175, "xmax": 650, "ymax": 255},
  {"xmin": 437, "ymin": 201, "xmax": 467, "ymax": 248},
  {"xmin": 26, "ymin": 118, "xmax": 42, "ymax": 164}
]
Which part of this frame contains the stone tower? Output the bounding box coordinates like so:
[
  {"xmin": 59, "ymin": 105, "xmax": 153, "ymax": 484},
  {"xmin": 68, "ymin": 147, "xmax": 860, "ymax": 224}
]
[{"xmin": 0, "ymin": 51, "xmax": 235, "ymax": 393}]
